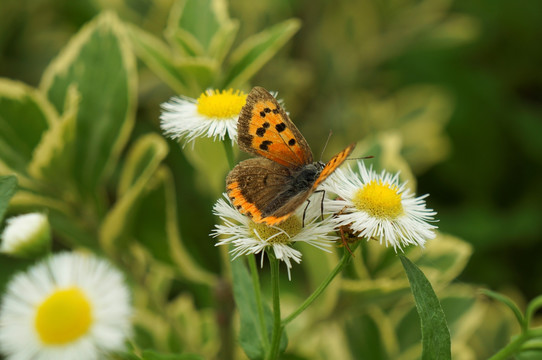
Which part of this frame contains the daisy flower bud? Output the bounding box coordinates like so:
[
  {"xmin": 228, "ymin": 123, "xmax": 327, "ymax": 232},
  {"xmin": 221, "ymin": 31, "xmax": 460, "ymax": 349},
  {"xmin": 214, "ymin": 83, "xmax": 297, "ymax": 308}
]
[{"xmin": 1, "ymin": 213, "xmax": 51, "ymax": 259}]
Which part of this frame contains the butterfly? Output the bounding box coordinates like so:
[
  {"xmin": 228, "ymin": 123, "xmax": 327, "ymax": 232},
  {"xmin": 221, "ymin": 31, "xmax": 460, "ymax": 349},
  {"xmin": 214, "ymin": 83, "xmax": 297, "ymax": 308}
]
[{"xmin": 226, "ymin": 86, "xmax": 355, "ymax": 226}]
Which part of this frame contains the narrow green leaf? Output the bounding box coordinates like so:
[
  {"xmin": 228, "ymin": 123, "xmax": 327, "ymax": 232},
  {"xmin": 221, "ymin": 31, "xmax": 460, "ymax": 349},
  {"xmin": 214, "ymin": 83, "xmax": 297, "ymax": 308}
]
[
  {"xmin": 345, "ymin": 311, "xmax": 391, "ymax": 360},
  {"xmin": 165, "ymin": 28, "xmax": 205, "ymax": 57},
  {"xmin": 0, "ymin": 79, "xmax": 55, "ymax": 175},
  {"xmin": 222, "ymin": 19, "xmax": 301, "ymax": 89},
  {"xmin": 231, "ymin": 257, "xmax": 267, "ymax": 359},
  {"xmin": 0, "ymin": 175, "xmax": 17, "ymax": 223},
  {"xmin": 141, "ymin": 350, "xmax": 203, "ymax": 360},
  {"xmin": 28, "ymin": 85, "xmax": 79, "ymax": 186},
  {"xmin": 131, "ymin": 167, "xmax": 216, "ymax": 286},
  {"xmin": 40, "ymin": 12, "xmax": 137, "ymax": 196},
  {"xmin": 117, "ymin": 134, "xmax": 169, "ymax": 197},
  {"xmin": 400, "ymin": 255, "xmax": 451, "ymax": 360},
  {"xmin": 176, "ymin": 58, "xmax": 218, "ymax": 90},
  {"xmin": 208, "ymin": 20, "xmax": 239, "ymax": 64},
  {"xmin": 126, "ymin": 24, "xmax": 190, "ymax": 94},
  {"xmin": 100, "ymin": 134, "xmax": 168, "ymax": 255},
  {"xmin": 181, "ymin": 137, "xmax": 234, "ymax": 197},
  {"xmin": 481, "ymin": 289, "xmax": 524, "ymax": 327},
  {"xmin": 167, "ymin": 0, "xmax": 222, "ymax": 52},
  {"xmin": 231, "ymin": 258, "xmax": 287, "ymax": 359}
]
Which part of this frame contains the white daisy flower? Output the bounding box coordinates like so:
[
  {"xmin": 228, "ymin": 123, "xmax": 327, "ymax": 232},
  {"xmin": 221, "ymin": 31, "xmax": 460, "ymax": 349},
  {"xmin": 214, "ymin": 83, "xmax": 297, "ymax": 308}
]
[
  {"xmin": 160, "ymin": 88, "xmax": 247, "ymax": 144},
  {"xmin": 211, "ymin": 194, "xmax": 338, "ymax": 279},
  {"xmin": 1, "ymin": 213, "xmax": 51, "ymax": 258},
  {"xmin": 0, "ymin": 252, "xmax": 132, "ymax": 360},
  {"xmin": 324, "ymin": 161, "xmax": 437, "ymax": 251}
]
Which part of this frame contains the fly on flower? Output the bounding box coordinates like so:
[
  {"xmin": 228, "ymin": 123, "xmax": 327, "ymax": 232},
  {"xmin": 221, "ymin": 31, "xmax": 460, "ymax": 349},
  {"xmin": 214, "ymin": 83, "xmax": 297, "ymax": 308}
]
[
  {"xmin": 160, "ymin": 88, "xmax": 248, "ymax": 144},
  {"xmin": 212, "ymin": 194, "xmax": 339, "ymax": 279},
  {"xmin": 324, "ymin": 161, "xmax": 437, "ymax": 251}
]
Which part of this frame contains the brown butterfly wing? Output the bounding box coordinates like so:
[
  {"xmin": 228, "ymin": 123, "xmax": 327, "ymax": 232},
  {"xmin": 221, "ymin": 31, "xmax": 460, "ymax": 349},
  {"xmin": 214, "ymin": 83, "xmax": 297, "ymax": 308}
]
[
  {"xmin": 226, "ymin": 158, "xmax": 313, "ymax": 225},
  {"xmin": 237, "ymin": 87, "xmax": 313, "ymax": 168}
]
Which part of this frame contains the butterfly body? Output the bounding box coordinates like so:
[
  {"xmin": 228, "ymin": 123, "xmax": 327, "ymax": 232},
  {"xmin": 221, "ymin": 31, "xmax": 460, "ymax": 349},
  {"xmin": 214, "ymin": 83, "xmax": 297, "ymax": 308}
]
[{"xmin": 227, "ymin": 87, "xmax": 355, "ymax": 226}]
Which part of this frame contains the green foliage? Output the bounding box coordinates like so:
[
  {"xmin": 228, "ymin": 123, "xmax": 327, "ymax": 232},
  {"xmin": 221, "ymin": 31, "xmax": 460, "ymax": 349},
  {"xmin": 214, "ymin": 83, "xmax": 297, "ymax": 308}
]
[
  {"xmin": 41, "ymin": 12, "xmax": 136, "ymax": 197},
  {"xmin": 140, "ymin": 349, "xmax": 204, "ymax": 360},
  {"xmin": 231, "ymin": 258, "xmax": 284, "ymax": 359},
  {"xmin": 400, "ymin": 255, "xmax": 451, "ymax": 360},
  {"xmin": 0, "ymin": 0, "xmax": 540, "ymax": 359},
  {"xmin": 0, "ymin": 175, "xmax": 17, "ymax": 223},
  {"xmin": 126, "ymin": 0, "xmax": 300, "ymax": 95}
]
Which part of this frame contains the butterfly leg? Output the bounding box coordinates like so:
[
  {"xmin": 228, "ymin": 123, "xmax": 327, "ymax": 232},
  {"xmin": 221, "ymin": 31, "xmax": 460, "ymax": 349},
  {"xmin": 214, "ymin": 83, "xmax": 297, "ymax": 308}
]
[
  {"xmin": 315, "ymin": 189, "xmax": 326, "ymax": 222},
  {"xmin": 302, "ymin": 199, "xmax": 310, "ymax": 228},
  {"xmin": 335, "ymin": 206, "xmax": 355, "ymax": 256}
]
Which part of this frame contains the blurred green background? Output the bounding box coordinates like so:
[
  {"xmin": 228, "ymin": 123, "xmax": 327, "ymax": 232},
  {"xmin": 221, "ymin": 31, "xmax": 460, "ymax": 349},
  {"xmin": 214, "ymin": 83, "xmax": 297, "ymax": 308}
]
[{"xmin": 1, "ymin": 0, "xmax": 541, "ymax": 305}]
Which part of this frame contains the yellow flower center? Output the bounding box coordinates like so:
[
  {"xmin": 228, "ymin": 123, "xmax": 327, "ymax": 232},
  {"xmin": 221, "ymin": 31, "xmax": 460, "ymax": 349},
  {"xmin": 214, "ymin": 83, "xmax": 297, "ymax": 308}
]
[
  {"xmin": 353, "ymin": 180, "xmax": 404, "ymax": 219},
  {"xmin": 35, "ymin": 287, "xmax": 93, "ymax": 345},
  {"xmin": 250, "ymin": 216, "xmax": 302, "ymax": 245},
  {"xmin": 197, "ymin": 89, "xmax": 247, "ymax": 119}
]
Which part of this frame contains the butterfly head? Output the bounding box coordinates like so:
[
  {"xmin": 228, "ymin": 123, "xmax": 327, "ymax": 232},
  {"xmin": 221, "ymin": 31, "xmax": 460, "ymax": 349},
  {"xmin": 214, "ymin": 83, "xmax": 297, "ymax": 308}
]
[{"xmin": 290, "ymin": 162, "xmax": 324, "ymax": 192}]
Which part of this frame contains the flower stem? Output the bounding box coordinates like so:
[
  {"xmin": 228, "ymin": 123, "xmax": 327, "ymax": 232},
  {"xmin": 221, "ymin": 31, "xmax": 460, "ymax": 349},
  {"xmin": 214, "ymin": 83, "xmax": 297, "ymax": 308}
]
[
  {"xmin": 267, "ymin": 253, "xmax": 283, "ymax": 360},
  {"xmin": 488, "ymin": 333, "xmax": 528, "ymax": 360},
  {"xmin": 223, "ymin": 140, "xmax": 235, "ymax": 170},
  {"xmin": 282, "ymin": 247, "xmax": 353, "ymax": 326},
  {"xmin": 248, "ymin": 255, "xmax": 270, "ymax": 352}
]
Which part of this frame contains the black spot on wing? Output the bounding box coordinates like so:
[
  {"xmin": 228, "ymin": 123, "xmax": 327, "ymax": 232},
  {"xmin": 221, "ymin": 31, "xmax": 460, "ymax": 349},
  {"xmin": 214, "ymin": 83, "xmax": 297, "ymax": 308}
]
[
  {"xmin": 288, "ymin": 139, "xmax": 296, "ymax": 146},
  {"xmin": 260, "ymin": 140, "xmax": 272, "ymax": 151},
  {"xmin": 256, "ymin": 127, "xmax": 266, "ymax": 137},
  {"xmin": 275, "ymin": 123, "xmax": 286, "ymax": 132}
]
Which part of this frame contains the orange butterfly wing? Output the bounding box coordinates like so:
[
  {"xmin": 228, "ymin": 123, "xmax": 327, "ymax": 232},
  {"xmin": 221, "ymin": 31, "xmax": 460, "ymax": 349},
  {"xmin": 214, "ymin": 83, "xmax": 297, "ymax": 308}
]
[
  {"xmin": 312, "ymin": 143, "xmax": 356, "ymax": 190},
  {"xmin": 237, "ymin": 87, "xmax": 313, "ymax": 168}
]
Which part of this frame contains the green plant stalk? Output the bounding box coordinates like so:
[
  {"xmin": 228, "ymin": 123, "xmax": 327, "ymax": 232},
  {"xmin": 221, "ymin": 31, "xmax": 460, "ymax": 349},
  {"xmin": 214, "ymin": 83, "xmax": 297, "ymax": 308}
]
[
  {"xmin": 489, "ymin": 329, "xmax": 542, "ymax": 360},
  {"xmin": 267, "ymin": 254, "xmax": 283, "ymax": 360},
  {"xmin": 248, "ymin": 254, "xmax": 270, "ymax": 352},
  {"xmin": 223, "ymin": 140, "xmax": 235, "ymax": 170},
  {"xmin": 282, "ymin": 246, "xmax": 353, "ymax": 325},
  {"xmin": 489, "ymin": 333, "xmax": 528, "ymax": 360}
]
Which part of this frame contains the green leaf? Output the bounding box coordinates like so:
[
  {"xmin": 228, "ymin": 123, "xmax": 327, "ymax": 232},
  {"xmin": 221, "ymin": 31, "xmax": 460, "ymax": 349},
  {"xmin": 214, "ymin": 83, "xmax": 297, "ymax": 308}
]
[
  {"xmin": 400, "ymin": 255, "xmax": 451, "ymax": 360},
  {"xmin": 181, "ymin": 138, "xmax": 234, "ymax": 197},
  {"xmin": 28, "ymin": 85, "xmax": 79, "ymax": 186},
  {"xmin": 0, "ymin": 175, "xmax": 17, "ymax": 223},
  {"xmin": 176, "ymin": 58, "xmax": 218, "ymax": 90},
  {"xmin": 126, "ymin": 24, "xmax": 190, "ymax": 94},
  {"xmin": 165, "ymin": 28, "xmax": 205, "ymax": 57},
  {"xmin": 222, "ymin": 19, "xmax": 301, "ymax": 89},
  {"xmin": 141, "ymin": 350, "xmax": 204, "ymax": 360},
  {"xmin": 0, "ymin": 79, "xmax": 55, "ymax": 175},
  {"xmin": 100, "ymin": 134, "xmax": 168, "ymax": 255},
  {"xmin": 208, "ymin": 20, "xmax": 239, "ymax": 64},
  {"xmin": 167, "ymin": 0, "xmax": 222, "ymax": 52},
  {"xmin": 345, "ymin": 311, "xmax": 392, "ymax": 360},
  {"xmin": 131, "ymin": 166, "xmax": 216, "ymax": 286},
  {"xmin": 40, "ymin": 12, "xmax": 137, "ymax": 196},
  {"xmin": 231, "ymin": 258, "xmax": 287, "ymax": 359}
]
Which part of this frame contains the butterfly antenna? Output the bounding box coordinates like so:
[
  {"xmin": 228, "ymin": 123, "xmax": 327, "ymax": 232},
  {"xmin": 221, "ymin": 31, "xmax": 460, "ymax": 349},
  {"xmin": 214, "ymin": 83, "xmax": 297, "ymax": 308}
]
[
  {"xmin": 347, "ymin": 155, "xmax": 374, "ymax": 161},
  {"xmin": 320, "ymin": 130, "xmax": 333, "ymax": 161}
]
